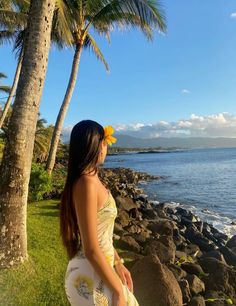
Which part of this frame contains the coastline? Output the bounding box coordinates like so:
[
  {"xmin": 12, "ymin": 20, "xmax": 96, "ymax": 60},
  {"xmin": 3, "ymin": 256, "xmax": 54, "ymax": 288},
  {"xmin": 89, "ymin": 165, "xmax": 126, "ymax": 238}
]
[{"xmin": 99, "ymin": 167, "xmax": 236, "ymax": 306}]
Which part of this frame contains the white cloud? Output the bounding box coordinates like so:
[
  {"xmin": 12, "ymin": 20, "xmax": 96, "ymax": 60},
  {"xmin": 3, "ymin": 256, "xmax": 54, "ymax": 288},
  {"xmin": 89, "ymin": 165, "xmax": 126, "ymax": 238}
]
[
  {"xmin": 61, "ymin": 112, "xmax": 236, "ymax": 142},
  {"xmin": 181, "ymin": 89, "xmax": 191, "ymax": 94},
  {"xmin": 113, "ymin": 112, "xmax": 236, "ymax": 138},
  {"xmin": 230, "ymin": 12, "xmax": 236, "ymax": 18}
]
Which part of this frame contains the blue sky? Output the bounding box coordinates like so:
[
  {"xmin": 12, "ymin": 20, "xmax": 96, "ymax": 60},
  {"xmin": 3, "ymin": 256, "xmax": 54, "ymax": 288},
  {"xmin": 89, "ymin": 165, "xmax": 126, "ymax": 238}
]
[{"xmin": 1, "ymin": 0, "xmax": 236, "ymax": 138}]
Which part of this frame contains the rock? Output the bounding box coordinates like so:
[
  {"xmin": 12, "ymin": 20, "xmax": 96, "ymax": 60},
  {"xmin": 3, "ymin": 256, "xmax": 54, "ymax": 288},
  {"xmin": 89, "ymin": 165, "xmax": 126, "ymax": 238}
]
[
  {"xmin": 226, "ymin": 235, "xmax": 236, "ymax": 249},
  {"xmin": 167, "ymin": 263, "xmax": 187, "ymax": 280},
  {"xmin": 198, "ymin": 257, "xmax": 236, "ymax": 301},
  {"xmin": 131, "ymin": 254, "xmax": 183, "ymax": 306},
  {"xmin": 173, "ymin": 234, "xmax": 186, "ymax": 246},
  {"xmin": 179, "ymin": 279, "xmax": 191, "ymax": 303},
  {"xmin": 118, "ymin": 251, "xmax": 144, "ymax": 270},
  {"xmin": 201, "ymin": 250, "xmax": 226, "ymax": 263},
  {"xmin": 188, "ymin": 295, "xmax": 206, "ymax": 306},
  {"xmin": 117, "ymin": 234, "xmax": 141, "ymax": 253},
  {"xmin": 116, "ymin": 210, "xmax": 130, "ymax": 227},
  {"xmin": 123, "ymin": 223, "xmax": 142, "ymax": 234},
  {"xmin": 204, "ymin": 290, "xmax": 228, "ymax": 306},
  {"xmin": 115, "ymin": 196, "xmax": 137, "ymax": 211},
  {"xmin": 181, "ymin": 262, "xmax": 204, "ymax": 276},
  {"xmin": 131, "ymin": 230, "xmax": 151, "ymax": 245},
  {"xmin": 186, "ymin": 274, "xmax": 205, "ymax": 295},
  {"xmin": 185, "ymin": 227, "xmax": 217, "ymax": 252},
  {"xmin": 218, "ymin": 246, "xmax": 236, "ymax": 266},
  {"xmin": 178, "ymin": 243, "xmax": 202, "ymax": 257},
  {"xmin": 141, "ymin": 208, "xmax": 158, "ymax": 219},
  {"xmin": 114, "ymin": 222, "xmax": 124, "ymax": 235},
  {"xmin": 231, "ymin": 247, "xmax": 236, "ymax": 254},
  {"xmin": 146, "ymin": 219, "xmax": 175, "ymax": 236},
  {"xmin": 176, "ymin": 207, "xmax": 198, "ymax": 221},
  {"xmin": 175, "ymin": 250, "xmax": 188, "ymax": 259},
  {"xmin": 144, "ymin": 236, "xmax": 176, "ymax": 264}
]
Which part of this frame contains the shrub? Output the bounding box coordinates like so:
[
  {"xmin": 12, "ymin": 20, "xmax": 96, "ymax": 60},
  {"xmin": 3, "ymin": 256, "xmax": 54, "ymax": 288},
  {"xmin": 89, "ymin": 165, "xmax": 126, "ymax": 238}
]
[{"xmin": 29, "ymin": 162, "xmax": 52, "ymax": 202}]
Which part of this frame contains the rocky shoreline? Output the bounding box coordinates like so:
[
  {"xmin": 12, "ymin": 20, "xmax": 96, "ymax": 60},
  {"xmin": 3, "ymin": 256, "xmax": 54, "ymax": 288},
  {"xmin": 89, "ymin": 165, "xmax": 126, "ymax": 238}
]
[{"xmin": 99, "ymin": 167, "xmax": 236, "ymax": 306}]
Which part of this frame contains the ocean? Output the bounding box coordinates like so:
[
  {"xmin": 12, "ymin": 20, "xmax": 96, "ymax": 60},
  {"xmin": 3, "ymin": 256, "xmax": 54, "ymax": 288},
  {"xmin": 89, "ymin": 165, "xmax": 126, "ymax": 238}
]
[{"xmin": 103, "ymin": 147, "xmax": 236, "ymax": 237}]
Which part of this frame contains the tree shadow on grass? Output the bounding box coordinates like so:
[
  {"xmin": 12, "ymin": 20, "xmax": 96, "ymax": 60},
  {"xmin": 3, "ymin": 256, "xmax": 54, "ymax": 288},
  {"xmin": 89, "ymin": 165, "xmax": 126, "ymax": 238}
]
[
  {"xmin": 39, "ymin": 204, "xmax": 59, "ymax": 210},
  {"xmin": 32, "ymin": 211, "xmax": 59, "ymax": 217}
]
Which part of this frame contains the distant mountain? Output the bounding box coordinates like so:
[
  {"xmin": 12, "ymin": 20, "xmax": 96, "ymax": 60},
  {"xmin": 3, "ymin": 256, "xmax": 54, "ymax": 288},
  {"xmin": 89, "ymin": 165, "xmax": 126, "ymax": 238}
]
[
  {"xmin": 62, "ymin": 132, "xmax": 236, "ymax": 149},
  {"xmin": 112, "ymin": 134, "xmax": 236, "ymax": 149}
]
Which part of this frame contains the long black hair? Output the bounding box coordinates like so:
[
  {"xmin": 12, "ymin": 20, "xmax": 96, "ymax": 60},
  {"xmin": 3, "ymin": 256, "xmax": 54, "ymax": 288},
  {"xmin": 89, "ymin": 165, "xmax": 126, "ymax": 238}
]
[{"xmin": 59, "ymin": 119, "xmax": 105, "ymax": 259}]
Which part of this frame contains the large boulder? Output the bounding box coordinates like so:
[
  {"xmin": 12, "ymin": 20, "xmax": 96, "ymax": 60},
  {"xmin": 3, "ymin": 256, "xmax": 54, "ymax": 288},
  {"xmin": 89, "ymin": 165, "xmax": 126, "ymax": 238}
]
[
  {"xmin": 198, "ymin": 257, "xmax": 236, "ymax": 303},
  {"xmin": 130, "ymin": 254, "xmax": 183, "ymax": 306},
  {"xmin": 144, "ymin": 236, "xmax": 176, "ymax": 264}
]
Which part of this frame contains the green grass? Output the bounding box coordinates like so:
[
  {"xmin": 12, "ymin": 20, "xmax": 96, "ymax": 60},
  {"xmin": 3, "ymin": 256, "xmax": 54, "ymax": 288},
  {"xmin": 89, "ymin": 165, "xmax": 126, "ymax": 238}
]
[
  {"xmin": 0, "ymin": 199, "xmax": 130, "ymax": 306},
  {"xmin": 0, "ymin": 199, "xmax": 70, "ymax": 306}
]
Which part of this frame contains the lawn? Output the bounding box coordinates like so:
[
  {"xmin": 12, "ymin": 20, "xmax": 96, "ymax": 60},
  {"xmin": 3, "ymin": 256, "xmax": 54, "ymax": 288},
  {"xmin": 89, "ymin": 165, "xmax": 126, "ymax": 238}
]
[
  {"xmin": 0, "ymin": 199, "xmax": 72, "ymax": 306},
  {"xmin": 0, "ymin": 199, "xmax": 127, "ymax": 306}
]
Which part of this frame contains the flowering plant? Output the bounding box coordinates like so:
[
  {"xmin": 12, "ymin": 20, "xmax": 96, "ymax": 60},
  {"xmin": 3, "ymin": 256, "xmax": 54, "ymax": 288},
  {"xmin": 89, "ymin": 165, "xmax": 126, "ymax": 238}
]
[{"xmin": 103, "ymin": 125, "xmax": 117, "ymax": 146}]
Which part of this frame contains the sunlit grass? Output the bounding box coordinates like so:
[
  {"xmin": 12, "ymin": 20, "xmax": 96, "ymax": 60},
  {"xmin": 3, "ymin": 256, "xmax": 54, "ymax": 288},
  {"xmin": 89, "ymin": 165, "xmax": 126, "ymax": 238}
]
[
  {"xmin": 0, "ymin": 199, "xmax": 129, "ymax": 306},
  {"xmin": 0, "ymin": 199, "xmax": 70, "ymax": 306}
]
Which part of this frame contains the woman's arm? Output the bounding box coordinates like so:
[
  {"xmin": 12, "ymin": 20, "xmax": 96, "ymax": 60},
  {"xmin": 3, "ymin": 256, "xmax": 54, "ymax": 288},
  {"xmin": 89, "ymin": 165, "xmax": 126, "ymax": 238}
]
[
  {"xmin": 73, "ymin": 176, "xmax": 123, "ymax": 295},
  {"xmin": 113, "ymin": 247, "xmax": 122, "ymax": 262}
]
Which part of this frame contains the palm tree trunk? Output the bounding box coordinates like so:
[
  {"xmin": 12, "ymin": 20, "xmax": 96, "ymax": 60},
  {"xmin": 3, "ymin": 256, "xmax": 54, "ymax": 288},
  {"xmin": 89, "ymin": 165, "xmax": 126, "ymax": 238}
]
[
  {"xmin": 46, "ymin": 44, "xmax": 83, "ymax": 175},
  {"xmin": 0, "ymin": 50, "xmax": 23, "ymax": 130},
  {"xmin": 0, "ymin": 0, "xmax": 56, "ymax": 269}
]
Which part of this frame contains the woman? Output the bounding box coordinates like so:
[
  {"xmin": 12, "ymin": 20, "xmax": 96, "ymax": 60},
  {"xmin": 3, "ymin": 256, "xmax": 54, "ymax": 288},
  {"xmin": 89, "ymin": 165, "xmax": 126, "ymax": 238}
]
[{"xmin": 60, "ymin": 120, "xmax": 140, "ymax": 306}]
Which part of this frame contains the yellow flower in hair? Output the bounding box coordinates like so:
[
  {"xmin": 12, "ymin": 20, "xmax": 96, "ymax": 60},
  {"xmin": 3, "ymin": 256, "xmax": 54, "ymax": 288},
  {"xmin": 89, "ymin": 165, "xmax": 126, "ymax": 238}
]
[{"xmin": 104, "ymin": 125, "xmax": 117, "ymax": 146}]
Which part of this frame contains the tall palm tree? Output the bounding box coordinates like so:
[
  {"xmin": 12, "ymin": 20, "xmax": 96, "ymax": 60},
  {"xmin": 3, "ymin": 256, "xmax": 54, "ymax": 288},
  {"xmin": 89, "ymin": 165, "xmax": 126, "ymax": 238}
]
[
  {"xmin": 46, "ymin": 0, "xmax": 167, "ymax": 175},
  {"xmin": 0, "ymin": 0, "xmax": 56, "ymax": 269},
  {"xmin": 0, "ymin": 0, "xmax": 76, "ymax": 129}
]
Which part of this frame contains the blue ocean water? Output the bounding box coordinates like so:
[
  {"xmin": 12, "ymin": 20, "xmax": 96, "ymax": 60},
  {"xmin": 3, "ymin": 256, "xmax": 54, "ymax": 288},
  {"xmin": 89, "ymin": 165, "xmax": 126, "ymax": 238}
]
[{"xmin": 103, "ymin": 147, "xmax": 236, "ymax": 236}]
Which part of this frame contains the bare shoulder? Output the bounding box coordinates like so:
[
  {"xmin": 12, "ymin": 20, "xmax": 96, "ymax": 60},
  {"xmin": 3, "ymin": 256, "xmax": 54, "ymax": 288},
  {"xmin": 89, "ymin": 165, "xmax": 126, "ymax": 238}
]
[{"xmin": 73, "ymin": 175, "xmax": 98, "ymax": 203}]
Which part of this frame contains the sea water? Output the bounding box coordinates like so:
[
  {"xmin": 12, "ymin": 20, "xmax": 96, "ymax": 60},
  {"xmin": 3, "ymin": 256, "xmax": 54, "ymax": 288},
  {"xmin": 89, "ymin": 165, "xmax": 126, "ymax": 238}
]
[{"xmin": 104, "ymin": 147, "xmax": 236, "ymax": 236}]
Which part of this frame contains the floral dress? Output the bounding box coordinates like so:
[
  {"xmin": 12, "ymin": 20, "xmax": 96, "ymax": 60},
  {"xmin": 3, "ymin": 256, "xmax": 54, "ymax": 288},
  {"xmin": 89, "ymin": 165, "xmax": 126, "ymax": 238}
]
[{"xmin": 64, "ymin": 190, "xmax": 140, "ymax": 306}]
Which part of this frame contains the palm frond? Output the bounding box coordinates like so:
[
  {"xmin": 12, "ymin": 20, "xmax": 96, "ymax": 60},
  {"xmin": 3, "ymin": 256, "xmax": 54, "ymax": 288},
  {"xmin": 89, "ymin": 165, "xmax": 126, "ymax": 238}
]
[
  {"xmin": 85, "ymin": 0, "xmax": 167, "ymax": 40},
  {"xmin": 0, "ymin": 8, "xmax": 27, "ymax": 29},
  {"xmin": 13, "ymin": 29, "xmax": 24, "ymax": 60},
  {"xmin": 0, "ymin": 29, "xmax": 17, "ymax": 45},
  {"xmin": 52, "ymin": 0, "xmax": 79, "ymax": 47},
  {"xmin": 84, "ymin": 33, "xmax": 109, "ymax": 72},
  {"xmin": 11, "ymin": 0, "xmax": 30, "ymax": 13},
  {"xmin": 0, "ymin": 85, "xmax": 11, "ymax": 94},
  {"xmin": 0, "ymin": 72, "xmax": 7, "ymax": 79}
]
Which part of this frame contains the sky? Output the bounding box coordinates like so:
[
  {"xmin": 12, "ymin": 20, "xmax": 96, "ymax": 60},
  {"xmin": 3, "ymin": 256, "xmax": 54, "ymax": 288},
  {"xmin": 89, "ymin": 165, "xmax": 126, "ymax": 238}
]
[{"xmin": 1, "ymin": 0, "xmax": 236, "ymax": 139}]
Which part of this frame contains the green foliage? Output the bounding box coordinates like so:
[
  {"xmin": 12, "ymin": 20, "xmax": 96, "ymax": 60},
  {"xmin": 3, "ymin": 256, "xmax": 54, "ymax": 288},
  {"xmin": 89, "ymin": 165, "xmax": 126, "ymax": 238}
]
[
  {"xmin": 205, "ymin": 297, "xmax": 233, "ymax": 304},
  {"xmin": 29, "ymin": 163, "xmax": 52, "ymax": 202},
  {"xmin": 175, "ymin": 255, "xmax": 194, "ymax": 267},
  {"xmin": 50, "ymin": 166, "xmax": 67, "ymax": 199}
]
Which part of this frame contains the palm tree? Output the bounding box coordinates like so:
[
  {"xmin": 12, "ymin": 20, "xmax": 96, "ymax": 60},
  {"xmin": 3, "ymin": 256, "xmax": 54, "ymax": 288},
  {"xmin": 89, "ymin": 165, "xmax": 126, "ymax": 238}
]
[
  {"xmin": 0, "ymin": 0, "xmax": 56, "ymax": 269},
  {"xmin": 33, "ymin": 116, "xmax": 55, "ymax": 163},
  {"xmin": 46, "ymin": 0, "xmax": 167, "ymax": 175},
  {"xmin": 0, "ymin": 0, "xmax": 76, "ymax": 129}
]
